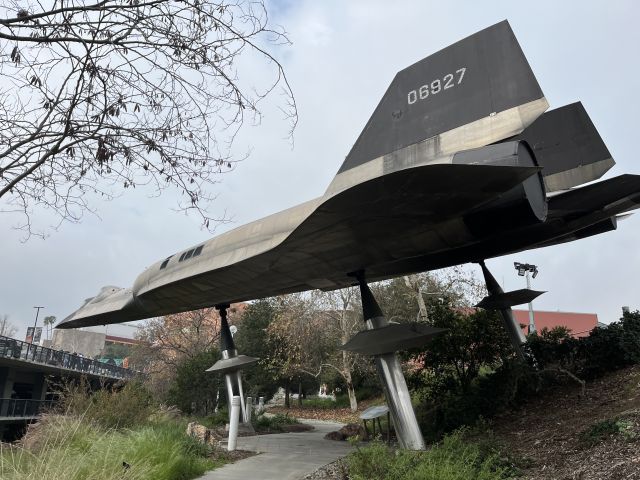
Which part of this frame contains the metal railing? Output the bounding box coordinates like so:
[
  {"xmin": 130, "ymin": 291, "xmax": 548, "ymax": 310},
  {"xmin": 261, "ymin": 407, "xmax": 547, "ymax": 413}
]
[
  {"xmin": 0, "ymin": 335, "xmax": 138, "ymax": 380},
  {"xmin": 0, "ymin": 398, "xmax": 55, "ymax": 418}
]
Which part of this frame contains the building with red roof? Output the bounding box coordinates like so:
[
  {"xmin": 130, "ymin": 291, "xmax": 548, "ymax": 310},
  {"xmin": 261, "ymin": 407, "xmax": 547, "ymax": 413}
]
[{"xmin": 513, "ymin": 309, "xmax": 598, "ymax": 338}]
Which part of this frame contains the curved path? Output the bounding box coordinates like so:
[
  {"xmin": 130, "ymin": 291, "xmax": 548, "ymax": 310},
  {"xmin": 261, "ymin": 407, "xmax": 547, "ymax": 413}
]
[{"xmin": 197, "ymin": 420, "xmax": 353, "ymax": 480}]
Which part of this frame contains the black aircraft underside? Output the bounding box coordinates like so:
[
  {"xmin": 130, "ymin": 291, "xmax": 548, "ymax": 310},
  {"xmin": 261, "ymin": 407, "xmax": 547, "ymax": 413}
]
[
  {"xmin": 57, "ymin": 20, "xmax": 640, "ymax": 330},
  {"xmin": 59, "ymin": 162, "xmax": 640, "ymax": 328}
]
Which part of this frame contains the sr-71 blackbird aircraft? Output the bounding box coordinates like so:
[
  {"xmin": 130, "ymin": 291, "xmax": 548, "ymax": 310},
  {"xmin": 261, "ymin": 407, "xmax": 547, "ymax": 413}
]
[{"xmin": 58, "ymin": 20, "xmax": 640, "ymax": 331}]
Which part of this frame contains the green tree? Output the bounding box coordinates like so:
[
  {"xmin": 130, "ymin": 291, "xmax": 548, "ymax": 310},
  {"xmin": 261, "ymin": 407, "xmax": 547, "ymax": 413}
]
[
  {"xmin": 42, "ymin": 315, "xmax": 57, "ymax": 341},
  {"xmin": 418, "ymin": 303, "xmax": 513, "ymax": 394},
  {"xmin": 234, "ymin": 299, "xmax": 280, "ymax": 400},
  {"xmin": 101, "ymin": 342, "xmax": 132, "ymax": 360},
  {"xmin": 166, "ymin": 348, "xmax": 222, "ymax": 415}
]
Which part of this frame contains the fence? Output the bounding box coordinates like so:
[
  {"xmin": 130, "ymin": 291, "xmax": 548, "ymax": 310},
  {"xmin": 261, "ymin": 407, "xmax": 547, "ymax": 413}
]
[
  {"xmin": 0, "ymin": 335, "xmax": 137, "ymax": 380},
  {"xmin": 0, "ymin": 398, "xmax": 56, "ymax": 418}
]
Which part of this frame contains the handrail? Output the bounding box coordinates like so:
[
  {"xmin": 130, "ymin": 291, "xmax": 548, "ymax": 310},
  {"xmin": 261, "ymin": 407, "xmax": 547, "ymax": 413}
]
[
  {"xmin": 0, "ymin": 398, "xmax": 56, "ymax": 418},
  {"xmin": 0, "ymin": 334, "xmax": 139, "ymax": 380}
]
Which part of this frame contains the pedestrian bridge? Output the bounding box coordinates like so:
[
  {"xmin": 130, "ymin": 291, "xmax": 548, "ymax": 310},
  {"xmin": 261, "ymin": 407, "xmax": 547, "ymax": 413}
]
[{"xmin": 0, "ymin": 334, "xmax": 140, "ymax": 434}]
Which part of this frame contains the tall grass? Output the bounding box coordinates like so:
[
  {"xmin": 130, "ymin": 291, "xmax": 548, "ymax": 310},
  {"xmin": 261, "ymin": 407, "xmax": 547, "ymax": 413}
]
[
  {"xmin": 58, "ymin": 379, "xmax": 153, "ymax": 429},
  {"xmin": 1, "ymin": 410, "xmax": 224, "ymax": 479},
  {"xmin": 347, "ymin": 430, "xmax": 514, "ymax": 480}
]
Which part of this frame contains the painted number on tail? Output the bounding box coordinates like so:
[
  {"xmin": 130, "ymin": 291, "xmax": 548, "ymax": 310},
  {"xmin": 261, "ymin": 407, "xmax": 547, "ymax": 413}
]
[{"xmin": 407, "ymin": 68, "xmax": 466, "ymax": 105}]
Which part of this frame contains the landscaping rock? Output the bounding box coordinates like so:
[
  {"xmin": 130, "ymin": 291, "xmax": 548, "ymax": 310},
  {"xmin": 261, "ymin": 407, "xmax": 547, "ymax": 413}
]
[
  {"xmin": 323, "ymin": 430, "xmax": 345, "ymax": 441},
  {"xmin": 338, "ymin": 423, "xmax": 365, "ymax": 439},
  {"xmin": 324, "ymin": 423, "xmax": 365, "ymax": 441},
  {"xmin": 186, "ymin": 421, "xmax": 221, "ymax": 447}
]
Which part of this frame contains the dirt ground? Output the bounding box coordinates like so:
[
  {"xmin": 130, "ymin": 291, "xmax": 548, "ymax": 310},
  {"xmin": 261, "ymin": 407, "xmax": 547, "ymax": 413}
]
[{"xmin": 489, "ymin": 365, "xmax": 640, "ymax": 479}]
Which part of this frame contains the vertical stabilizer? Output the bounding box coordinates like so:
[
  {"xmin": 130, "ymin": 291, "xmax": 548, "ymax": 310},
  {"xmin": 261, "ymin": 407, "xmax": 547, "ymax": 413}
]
[{"xmin": 327, "ymin": 21, "xmax": 547, "ymax": 195}]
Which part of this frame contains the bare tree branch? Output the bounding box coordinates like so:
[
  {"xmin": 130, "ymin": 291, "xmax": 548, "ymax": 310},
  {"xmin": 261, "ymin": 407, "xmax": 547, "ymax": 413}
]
[{"xmin": 0, "ymin": 0, "xmax": 297, "ymax": 238}]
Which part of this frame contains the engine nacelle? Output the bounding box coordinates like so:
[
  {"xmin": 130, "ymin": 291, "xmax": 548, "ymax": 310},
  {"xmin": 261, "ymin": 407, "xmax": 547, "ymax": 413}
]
[{"xmin": 453, "ymin": 141, "xmax": 547, "ymax": 234}]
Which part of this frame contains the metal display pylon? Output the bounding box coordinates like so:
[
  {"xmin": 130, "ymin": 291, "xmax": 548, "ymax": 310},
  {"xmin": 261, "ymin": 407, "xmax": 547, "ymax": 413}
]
[
  {"xmin": 206, "ymin": 304, "xmax": 258, "ymax": 425},
  {"xmin": 477, "ymin": 261, "xmax": 542, "ymax": 366},
  {"xmin": 351, "ymin": 274, "xmax": 428, "ymax": 450}
]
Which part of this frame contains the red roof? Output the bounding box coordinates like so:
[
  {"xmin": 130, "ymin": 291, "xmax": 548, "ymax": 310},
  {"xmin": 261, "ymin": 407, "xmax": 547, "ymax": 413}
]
[
  {"xmin": 105, "ymin": 334, "xmax": 141, "ymax": 345},
  {"xmin": 513, "ymin": 310, "xmax": 598, "ymax": 338}
]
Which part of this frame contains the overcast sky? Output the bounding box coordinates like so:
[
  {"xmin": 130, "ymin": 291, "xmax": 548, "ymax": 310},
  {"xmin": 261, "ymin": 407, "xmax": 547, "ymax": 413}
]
[{"xmin": 1, "ymin": 0, "xmax": 639, "ymax": 338}]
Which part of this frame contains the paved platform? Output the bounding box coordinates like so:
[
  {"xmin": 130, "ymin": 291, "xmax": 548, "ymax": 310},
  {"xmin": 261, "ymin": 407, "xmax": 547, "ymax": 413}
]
[{"xmin": 197, "ymin": 420, "xmax": 352, "ymax": 480}]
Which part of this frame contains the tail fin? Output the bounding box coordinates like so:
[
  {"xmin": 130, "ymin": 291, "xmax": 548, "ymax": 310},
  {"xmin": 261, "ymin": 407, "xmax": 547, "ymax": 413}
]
[
  {"xmin": 329, "ymin": 20, "xmax": 547, "ymax": 194},
  {"xmin": 510, "ymin": 102, "xmax": 615, "ymax": 192}
]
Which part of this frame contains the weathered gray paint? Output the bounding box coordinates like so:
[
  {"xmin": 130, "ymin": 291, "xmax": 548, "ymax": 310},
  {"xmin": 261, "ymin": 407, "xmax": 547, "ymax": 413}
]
[{"xmin": 57, "ymin": 21, "xmax": 640, "ymax": 330}]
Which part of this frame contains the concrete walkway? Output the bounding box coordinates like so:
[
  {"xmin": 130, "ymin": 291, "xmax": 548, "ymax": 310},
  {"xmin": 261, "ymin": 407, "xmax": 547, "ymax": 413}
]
[{"xmin": 197, "ymin": 420, "xmax": 353, "ymax": 480}]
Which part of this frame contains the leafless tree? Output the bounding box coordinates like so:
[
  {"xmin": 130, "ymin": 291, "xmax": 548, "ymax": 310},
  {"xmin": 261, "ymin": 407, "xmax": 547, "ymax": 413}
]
[
  {"xmin": 264, "ymin": 293, "xmax": 329, "ymax": 407},
  {"xmin": 0, "ymin": 314, "xmax": 18, "ymax": 337},
  {"xmin": 0, "ymin": 0, "xmax": 296, "ymax": 237},
  {"xmin": 314, "ymin": 287, "xmax": 364, "ymax": 411},
  {"xmin": 266, "ymin": 289, "xmax": 366, "ymax": 411},
  {"xmin": 134, "ymin": 306, "xmax": 225, "ymax": 368}
]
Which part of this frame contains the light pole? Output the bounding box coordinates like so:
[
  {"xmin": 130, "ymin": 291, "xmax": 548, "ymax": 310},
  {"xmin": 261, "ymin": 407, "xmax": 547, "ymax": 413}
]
[
  {"xmin": 32, "ymin": 306, "xmax": 44, "ymax": 343},
  {"xmin": 513, "ymin": 263, "xmax": 538, "ymax": 334}
]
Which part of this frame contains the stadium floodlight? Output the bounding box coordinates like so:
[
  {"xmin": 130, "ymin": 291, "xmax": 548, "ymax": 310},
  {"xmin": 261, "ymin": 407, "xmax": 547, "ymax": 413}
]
[{"xmin": 513, "ymin": 262, "xmax": 539, "ymax": 333}]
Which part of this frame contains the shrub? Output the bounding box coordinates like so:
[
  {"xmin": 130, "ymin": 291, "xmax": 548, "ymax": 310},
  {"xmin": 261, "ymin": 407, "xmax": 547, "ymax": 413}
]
[
  {"xmin": 527, "ymin": 326, "xmax": 578, "ymax": 369},
  {"xmin": 580, "ymin": 418, "xmax": 637, "ymax": 446},
  {"xmin": 416, "ymin": 361, "xmax": 541, "ymax": 441},
  {"xmin": 202, "ymin": 407, "xmax": 229, "ymax": 428},
  {"xmin": 252, "ymin": 413, "xmax": 299, "ymax": 432},
  {"xmin": 527, "ymin": 310, "xmax": 640, "ymax": 379}
]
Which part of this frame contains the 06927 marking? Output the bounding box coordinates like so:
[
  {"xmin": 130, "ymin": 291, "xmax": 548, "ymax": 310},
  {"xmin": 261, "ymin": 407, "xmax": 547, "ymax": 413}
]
[{"xmin": 407, "ymin": 68, "xmax": 466, "ymax": 105}]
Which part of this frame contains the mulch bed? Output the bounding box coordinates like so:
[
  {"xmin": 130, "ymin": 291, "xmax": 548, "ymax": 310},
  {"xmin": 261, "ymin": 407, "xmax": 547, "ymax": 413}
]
[{"xmin": 489, "ymin": 365, "xmax": 640, "ymax": 479}]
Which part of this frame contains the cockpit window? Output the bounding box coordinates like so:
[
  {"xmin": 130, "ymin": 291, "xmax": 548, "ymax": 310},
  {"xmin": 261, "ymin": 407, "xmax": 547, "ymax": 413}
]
[
  {"xmin": 159, "ymin": 256, "xmax": 173, "ymax": 270},
  {"xmin": 177, "ymin": 245, "xmax": 204, "ymax": 263}
]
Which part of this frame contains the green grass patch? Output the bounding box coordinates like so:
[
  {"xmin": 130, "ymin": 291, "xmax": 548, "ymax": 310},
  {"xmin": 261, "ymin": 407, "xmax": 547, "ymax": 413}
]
[
  {"xmin": 346, "ymin": 430, "xmax": 515, "ymax": 480},
  {"xmin": 0, "ymin": 415, "xmax": 224, "ymax": 480},
  {"xmin": 580, "ymin": 418, "xmax": 637, "ymax": 446}
]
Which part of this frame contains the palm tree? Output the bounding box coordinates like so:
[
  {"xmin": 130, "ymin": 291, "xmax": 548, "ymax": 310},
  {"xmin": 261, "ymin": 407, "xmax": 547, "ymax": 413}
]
[{"xmin": 43, "ymin": 316, "xmax": 57, "ymax": 341}]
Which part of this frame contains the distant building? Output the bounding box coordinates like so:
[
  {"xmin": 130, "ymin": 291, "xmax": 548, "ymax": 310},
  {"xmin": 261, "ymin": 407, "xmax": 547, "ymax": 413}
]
[
  {"xmin": 50, "ymin": 322, "xmax": 144, "ymax": 358},
  {"xmin": 51, "ymin": 329, "xmax": 106, "ymax": 357},
  {"xmin": 513, "ymin": 310, "xmax": 598, "ymax": 338}
]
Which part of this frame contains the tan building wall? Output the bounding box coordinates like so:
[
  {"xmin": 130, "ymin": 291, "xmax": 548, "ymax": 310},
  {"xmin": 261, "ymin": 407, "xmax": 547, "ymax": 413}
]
[{"xmin": 51, "ymin": 329, "xmax": 106, "ymax": 358}]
